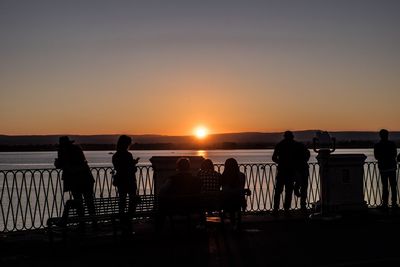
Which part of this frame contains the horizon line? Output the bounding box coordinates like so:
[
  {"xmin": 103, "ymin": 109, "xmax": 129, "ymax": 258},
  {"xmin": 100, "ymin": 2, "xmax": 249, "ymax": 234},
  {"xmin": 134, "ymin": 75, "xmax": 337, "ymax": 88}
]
[{"xmin": 2, "ymin": 129, "xmax": 400, "ymax": 137}]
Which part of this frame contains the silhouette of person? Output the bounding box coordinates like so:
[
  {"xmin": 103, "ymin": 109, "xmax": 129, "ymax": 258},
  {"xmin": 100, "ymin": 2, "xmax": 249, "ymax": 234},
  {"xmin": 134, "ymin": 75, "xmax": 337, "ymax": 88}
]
[
  {"xmin": 160, "ymin": 158, "xmax": 201, "ymax": 196},
  {"xmin": 54, "ymin": 136, "xmax": 96, "ymax": 229},
  {"xmin": 293, "ymin": 141, "xmax": 310, "ymax": 212},
  {"xmin": 374, "ymin": 129, "xmax": 398, "ymax": 210},
  {"xmin": 198, "ymin": 159, "xmax": 221, "ymax": 194},
  {"xmin": 197, "ymin": 159, "xmax": 222, "ymax": 225},
  {"xmin": 157, "ymin": 158, "xmax": 201, "ymax": 231},
  {"xmin": 112, "ymin": 135, "xmax": 139, "ymax": 235},
  {"xmin": 272, "ymin": 131, "xmax": 297, "ymax": 215},
  {"xmin": 221, "ymin": 158, "xmax": 246, "ymax": 229}
]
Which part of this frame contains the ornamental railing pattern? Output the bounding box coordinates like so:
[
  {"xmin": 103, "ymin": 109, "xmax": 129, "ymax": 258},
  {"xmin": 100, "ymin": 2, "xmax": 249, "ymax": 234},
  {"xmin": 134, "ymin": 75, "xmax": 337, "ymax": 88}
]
[{"xmin": 1, "ymin": 162, "xmax": 399, "ymax": 232}]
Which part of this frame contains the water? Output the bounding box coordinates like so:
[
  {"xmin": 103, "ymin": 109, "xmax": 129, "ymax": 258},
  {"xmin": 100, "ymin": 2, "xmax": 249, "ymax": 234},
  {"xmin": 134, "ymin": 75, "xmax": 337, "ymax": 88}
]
[{"xmin": 0, "ymin": 149, "xmax": 377, "ymax": 170}]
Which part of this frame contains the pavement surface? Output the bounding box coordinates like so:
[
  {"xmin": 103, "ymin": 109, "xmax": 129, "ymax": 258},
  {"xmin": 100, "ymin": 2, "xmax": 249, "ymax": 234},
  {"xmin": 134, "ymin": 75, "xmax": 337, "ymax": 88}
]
[{"xmin": 1, "ymin": 209, "xmax": 400, "ymax": 267}]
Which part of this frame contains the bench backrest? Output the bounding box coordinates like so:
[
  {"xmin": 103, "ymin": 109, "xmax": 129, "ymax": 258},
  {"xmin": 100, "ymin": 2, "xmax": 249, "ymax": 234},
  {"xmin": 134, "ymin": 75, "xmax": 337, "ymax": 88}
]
[{"xmin": 67, "ymin": 195, "xmax": 156, "ymax": 217}]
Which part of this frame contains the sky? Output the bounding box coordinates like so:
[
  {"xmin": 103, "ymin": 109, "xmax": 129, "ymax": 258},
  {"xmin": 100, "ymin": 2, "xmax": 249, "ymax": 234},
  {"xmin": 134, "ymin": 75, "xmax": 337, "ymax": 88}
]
[{"xmin": 1, "ymin": 0, "xmax": 400, "ymax": 136}]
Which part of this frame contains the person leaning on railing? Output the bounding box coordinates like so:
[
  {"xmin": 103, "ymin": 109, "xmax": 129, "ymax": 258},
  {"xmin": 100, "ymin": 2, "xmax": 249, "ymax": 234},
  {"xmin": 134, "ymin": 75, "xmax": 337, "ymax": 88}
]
[
  {"xmin": 293, "ymin": 140, "xmax": 310, "ymax": 213},
  {"xmin": 272, "ymin": 131, "xmax": 297, "ymax": 215},
  {"xmin": 54, "ymin": 136, "xmax": 96, "ymax": 230},
  {"xmin": 374, "ymin": 129, "xmax": 399, "ymax": 210}
]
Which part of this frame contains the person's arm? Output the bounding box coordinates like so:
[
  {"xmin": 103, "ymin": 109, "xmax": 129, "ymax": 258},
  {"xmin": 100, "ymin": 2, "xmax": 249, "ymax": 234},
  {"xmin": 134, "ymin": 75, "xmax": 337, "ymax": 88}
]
[
  {"xmin": 128, "ymin": 153, "xmax": 138, "ymax": 174},
  {"xmin": 159, "ymin": 178, "xmax": 172, "ymax": 196},
  {"xmin": 305, "ymin": 146, "xmax": 311, "ymax": 162},
  {"xmin": 76, "ymin": 146, "xmax": 87, "ymax": 164},
  {"xmin": 54, "ymin": 150, "xmax": 61, "ymax": 168},
  {"xmin": 391, "ymin": 142, "xmax": 397, "ymax": 159},
  {"xmin": 54, "ymin": 150, "xmax": 64, "ymax": 169},
  {"xmin": 272, "ymin": 146, "xmax": 279, "ymax": 164},
  {"xmin": 373, "ymin": 144, "xmax": 379, "ymax": 160},
  {"xmin": 239, "ymin": 172, "xmax": 246, "ymax": 189}
]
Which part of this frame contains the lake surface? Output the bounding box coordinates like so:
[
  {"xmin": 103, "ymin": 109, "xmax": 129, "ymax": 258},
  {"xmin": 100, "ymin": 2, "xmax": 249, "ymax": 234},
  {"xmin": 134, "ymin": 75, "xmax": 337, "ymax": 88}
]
[{"xmin": 0, "ymin": 149, "xmax": 379, "ymax": 170}]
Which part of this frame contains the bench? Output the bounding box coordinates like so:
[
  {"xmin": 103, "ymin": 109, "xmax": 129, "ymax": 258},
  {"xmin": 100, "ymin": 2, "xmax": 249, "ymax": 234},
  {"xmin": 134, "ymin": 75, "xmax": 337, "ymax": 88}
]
[
  {"xmin": 156, "ymin": 189, "xmax": 251, "ymax": 231},
  {"xmin": 46, "ymin": 194, "xmax": 156, "ymax": 242}
]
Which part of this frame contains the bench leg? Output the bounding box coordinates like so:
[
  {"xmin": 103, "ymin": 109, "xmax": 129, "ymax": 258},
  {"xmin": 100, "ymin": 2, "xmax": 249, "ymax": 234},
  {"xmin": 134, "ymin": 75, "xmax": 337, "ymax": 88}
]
[
  {"xmin": 112, "ymin": 218, "xmax": 117, "ymax": 237},
  {"xmin": 48, "ymin": 225, "xmax": 54, "ymax": 243}
]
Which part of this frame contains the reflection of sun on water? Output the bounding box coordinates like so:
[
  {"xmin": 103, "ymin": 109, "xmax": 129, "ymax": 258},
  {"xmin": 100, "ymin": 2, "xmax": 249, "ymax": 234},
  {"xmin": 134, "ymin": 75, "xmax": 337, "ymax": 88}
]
[{"xmin": 196, "ymin": 150, "xmax": 208, "ymax": 158}]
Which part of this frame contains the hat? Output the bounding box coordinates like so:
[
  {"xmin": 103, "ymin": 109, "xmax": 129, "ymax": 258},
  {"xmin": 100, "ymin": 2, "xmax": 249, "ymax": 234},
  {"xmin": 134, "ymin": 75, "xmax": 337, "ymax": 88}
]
[{"xmin": 59, "ymin": 136, "xmax": 74, "ymax": 145}]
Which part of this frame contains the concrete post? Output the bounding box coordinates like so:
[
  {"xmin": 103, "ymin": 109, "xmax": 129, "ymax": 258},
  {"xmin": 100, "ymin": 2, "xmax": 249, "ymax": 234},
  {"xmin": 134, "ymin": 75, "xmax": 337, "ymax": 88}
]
[{"xmin": 317, "ymin": 153, "xmax": 367, "ymax": 213}]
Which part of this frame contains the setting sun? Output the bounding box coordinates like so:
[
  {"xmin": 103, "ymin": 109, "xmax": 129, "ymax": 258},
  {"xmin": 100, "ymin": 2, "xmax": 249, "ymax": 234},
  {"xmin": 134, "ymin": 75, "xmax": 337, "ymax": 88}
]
[{"xmin": 194, "ymin": 126, "xmax": 208, "ymax": 139}]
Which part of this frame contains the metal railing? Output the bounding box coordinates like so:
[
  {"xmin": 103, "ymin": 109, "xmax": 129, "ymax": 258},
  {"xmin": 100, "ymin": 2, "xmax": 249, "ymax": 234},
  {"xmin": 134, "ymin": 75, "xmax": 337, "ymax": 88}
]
[{"xmin": 1, "ymin": 162, "xmax": 399, "ymax": 232}]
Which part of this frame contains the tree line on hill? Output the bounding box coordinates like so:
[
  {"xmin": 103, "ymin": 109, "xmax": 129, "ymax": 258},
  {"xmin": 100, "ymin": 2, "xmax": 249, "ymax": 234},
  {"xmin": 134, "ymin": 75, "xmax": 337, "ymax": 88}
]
[{"xmin": 0, "ymin": 131, "xmax": 399, "ymax": 151}]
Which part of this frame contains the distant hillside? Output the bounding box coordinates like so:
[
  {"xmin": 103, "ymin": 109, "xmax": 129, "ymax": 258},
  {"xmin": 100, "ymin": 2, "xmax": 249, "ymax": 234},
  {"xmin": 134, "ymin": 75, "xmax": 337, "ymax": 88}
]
[{"xmin": 1, "ymin": 131, "xmax": 400, "ymax": 147}]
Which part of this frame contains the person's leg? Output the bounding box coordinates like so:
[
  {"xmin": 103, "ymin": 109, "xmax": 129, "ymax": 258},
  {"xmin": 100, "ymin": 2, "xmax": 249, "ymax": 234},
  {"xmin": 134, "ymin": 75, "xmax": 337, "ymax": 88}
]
[
  {"xmin": 58, "ymin": 197, "xmax": 74, "ymax": 226},
  {"xmin": 83, "ymin": 190, "xmax": 97, "ymax": 228},
  {"xmin": 118, "ymin": 191, "xmax": 128, "ymax": 215},
  {"xmin": 83, "ymin": 190, "xmax": 95, "ymax": 216},
  {"xmin": 300, "ymin": 170, "xmax": 309, "ymax": 210},
  {"xmin": 125, "ymin": 190, "xmax": 138, "ymax": 234},
  {"xmin": 71, "ymin": 191, "xmax": 84, "ymax": 217},
  {"xmin": 388, "ymin": 171, "xmax": 398, "ymax": 207},
  {"xmin": 127, "ymin": 189, "xmax": 137, "ymax": 217},
  {"xmin": 293, "ymin": 171, "xmax": 301, "ymax": 198},
  {"xmin": 273, "ymin": 173, "xmax": 284, "ymax": 212},
  {"xmin": 283, "ymin": 176, "xmax": 294, "ymax": 212},
  {"xmin": 71, "ymin": 191, "xmax": 86, "ymax": 230},
  {"xmin": 380, "ymin": 171, "xmax": 389, "ymax": 207},
  {"xmin": 118, "ymin": 191, "xmax": 130, "ymax": 234}
]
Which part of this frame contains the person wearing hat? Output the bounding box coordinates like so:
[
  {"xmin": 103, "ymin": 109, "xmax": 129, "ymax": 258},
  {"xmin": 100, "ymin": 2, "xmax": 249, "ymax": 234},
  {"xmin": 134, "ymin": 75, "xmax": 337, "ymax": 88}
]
[{"xmin": 54, "ymin": 136, "xmax": 96, "ymax": 229}]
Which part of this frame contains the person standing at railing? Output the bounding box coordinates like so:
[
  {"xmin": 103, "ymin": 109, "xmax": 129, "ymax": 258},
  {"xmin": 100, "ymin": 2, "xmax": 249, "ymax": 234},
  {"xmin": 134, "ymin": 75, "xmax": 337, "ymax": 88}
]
[
  {"xmin": 374, "ymin": 129, "xmax": 398, "ymax": 210},
  {"xmin": 293, "ymin": 141, "xmax": 311, "ymax": 213},
  {"xmin": 112, "ymin": 135, "xmax": 140, "ymax": 235},
  {"xmin": 54, "ymin": 136, "xmax": 96, "ymax": 229},
  {"xmin": 272, "ymin": 131, "xmax": 297, "ymax": 216}
]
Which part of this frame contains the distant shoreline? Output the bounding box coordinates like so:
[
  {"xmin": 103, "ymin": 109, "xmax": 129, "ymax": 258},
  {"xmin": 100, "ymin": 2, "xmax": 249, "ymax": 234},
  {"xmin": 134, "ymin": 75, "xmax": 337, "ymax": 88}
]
[
  {"xmin": 0, "ymin": 140, "xmax": 384, "ymax": 152},
  {"xmin": 2, "ymin": 131, "xmax": 400, "ymax": 152}
]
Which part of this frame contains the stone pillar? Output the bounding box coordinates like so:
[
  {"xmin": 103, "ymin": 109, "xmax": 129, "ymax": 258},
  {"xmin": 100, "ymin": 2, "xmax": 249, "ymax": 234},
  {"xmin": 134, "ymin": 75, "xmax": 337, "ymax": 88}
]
[
  {"xmin": 149, "ymin": 156, "xmax": 205, "ymax": 195},
  {"xmin": 317, "ymin": 153, "xmax": 367, "ymax": 213}
]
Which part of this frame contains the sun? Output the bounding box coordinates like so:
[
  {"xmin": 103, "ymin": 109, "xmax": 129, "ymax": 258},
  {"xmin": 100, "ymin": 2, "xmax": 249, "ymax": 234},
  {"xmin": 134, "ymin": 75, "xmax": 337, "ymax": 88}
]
[{"xmin": 194, "ymin": 126, "xmax": 208, "ymax": 139}]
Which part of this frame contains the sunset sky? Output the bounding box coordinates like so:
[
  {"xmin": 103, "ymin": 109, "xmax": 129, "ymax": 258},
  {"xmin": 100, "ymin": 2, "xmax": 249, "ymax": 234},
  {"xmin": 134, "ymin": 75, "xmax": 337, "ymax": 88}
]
[{"xmin": 1, "ymin": 1, "xmax": 400, "ymax": 136}]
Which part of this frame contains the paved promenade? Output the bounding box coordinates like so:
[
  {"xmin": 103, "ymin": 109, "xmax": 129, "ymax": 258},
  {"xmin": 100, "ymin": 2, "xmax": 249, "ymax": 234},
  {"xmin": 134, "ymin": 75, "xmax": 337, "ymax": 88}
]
[{"xmin": 1, "ymin": 209, "xmax": 400, "ymax": 267}]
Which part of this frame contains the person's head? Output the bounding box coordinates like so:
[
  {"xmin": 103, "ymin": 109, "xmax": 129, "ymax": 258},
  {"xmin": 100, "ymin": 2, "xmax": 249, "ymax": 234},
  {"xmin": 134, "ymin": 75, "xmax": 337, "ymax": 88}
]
[
  {"xmin": 176, "ymin": 157, "xmax": 190, "ymax": 172},
  {"xmin": 223, "ymin": 158, "xmax": 239, "ymax": 175},
  {"xmin": 201, "ymin": 159, "xmax": 214, "ymax": 171},
  {"xmin": 379, "ymin": 129, "xmax": 389, "ymax": 141},
  {"xmin": 284, "ymin": 131, "xmax": 294, "ymax": 140},
  {"xmin": 116, "ymin": 135, "xmax": 132, "ymax": 151},
  {"xmin": 59, "ymin": 136, "xmax": 74, "ymax": 147}
]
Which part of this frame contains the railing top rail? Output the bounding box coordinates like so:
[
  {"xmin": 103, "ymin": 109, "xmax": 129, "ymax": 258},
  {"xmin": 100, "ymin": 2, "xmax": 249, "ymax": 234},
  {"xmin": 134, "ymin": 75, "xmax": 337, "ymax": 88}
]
[
  {"xmin": 0, "ymin": 164, "xmax": 153, "ymax": 172},
  {"xmin": 1, "ymin": 161, "xmax": 388, "ymax": 172}
]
